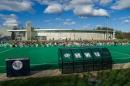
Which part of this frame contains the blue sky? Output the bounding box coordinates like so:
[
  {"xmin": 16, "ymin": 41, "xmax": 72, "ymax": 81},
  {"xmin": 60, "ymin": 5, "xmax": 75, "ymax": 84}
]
[{"xmin": 0, "ymin": 0, "xmax": 130, "ymax": 32}]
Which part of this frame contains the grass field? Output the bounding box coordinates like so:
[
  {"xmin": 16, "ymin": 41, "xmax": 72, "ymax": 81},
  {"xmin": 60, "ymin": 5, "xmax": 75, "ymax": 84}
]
[{"xmin": 0, "ymin": 45, "xmax": 130, "ymax": 73}]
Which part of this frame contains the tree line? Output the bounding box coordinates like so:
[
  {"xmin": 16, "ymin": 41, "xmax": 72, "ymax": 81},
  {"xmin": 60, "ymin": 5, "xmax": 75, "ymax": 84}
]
[{"xmin": 96, "ymin": 27, "xmax": 130, "ymax": 40}]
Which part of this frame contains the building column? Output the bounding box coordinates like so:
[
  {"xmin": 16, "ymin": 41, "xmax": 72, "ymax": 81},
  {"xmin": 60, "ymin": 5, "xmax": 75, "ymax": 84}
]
[
  {"xmin": 26, "ymin": 21, "xmax": 32, "ymax": 41},
  {"xmin": 113, "ymin": 31, "xmax": 115, "ymax": 39}
]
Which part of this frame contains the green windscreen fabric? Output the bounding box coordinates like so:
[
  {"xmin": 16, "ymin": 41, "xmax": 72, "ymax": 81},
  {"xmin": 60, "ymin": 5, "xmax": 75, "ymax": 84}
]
[
  {"xmin": 81, "ymin": 48, "xmax": 93, "ymax": 61},
  {"xmin": 60, "ymin": 49, "xmax": 73, "ymax": 63},
  {"xmin": 71, "ymin": 49, "xmax": 83, "ymax": 62},
  {"xmin": 59, "ymin": 47, "xmax": 112, "ymax": 74},
  {"xmin": 91, "ymin": 48, "xmax": 102, "ymax": 62}
]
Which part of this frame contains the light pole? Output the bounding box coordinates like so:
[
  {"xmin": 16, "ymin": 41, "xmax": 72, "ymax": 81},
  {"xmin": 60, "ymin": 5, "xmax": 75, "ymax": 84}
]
[{"xmin": 106, "ymin": 16, "xmax": 110, "ymax": 40}]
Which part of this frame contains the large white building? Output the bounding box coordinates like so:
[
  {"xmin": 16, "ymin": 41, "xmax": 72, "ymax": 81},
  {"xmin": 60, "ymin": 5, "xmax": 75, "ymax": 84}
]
[
  {"xmin": 35, "ymin": 29, "xmax": 114, "ymax": 40},
  {"xmin": 6, "ymin": 22, "xmax": 115, "ymax": 41}
]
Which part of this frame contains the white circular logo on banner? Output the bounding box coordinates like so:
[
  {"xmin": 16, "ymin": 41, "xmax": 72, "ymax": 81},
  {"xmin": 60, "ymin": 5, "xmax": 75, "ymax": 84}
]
[{"xmin": 12, "ymin": 60, "xmax": 23, "ymax": 70}]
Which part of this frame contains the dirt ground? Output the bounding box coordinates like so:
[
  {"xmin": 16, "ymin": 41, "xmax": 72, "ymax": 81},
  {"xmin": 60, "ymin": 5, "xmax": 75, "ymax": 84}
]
[
  {"xmin": 1, "ymin": 63, "xmax": 130, "ymax": 81},
  {"xmin": 0, "ymin": 69, "xmax": 61, "ymax": 81}
]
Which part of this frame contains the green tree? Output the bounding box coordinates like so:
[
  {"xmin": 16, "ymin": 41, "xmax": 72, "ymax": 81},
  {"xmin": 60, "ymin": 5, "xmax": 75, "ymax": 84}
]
[{"xmin": 115, "ymin": 31, "xmax": 124, "ymax": 39}]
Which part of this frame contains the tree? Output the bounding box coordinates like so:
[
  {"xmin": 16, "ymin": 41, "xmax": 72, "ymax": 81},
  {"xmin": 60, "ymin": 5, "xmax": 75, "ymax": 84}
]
[
  {"xmin": 96, "ymin": 27, "xmax": 114, "ymax": 31},
  {"xmin": 115, "ymin": 31, "xmax": 124, "ymax": 39},
  {"xmin": 123, "ymin": 32, "xmax": 130, "ymax": 40}
]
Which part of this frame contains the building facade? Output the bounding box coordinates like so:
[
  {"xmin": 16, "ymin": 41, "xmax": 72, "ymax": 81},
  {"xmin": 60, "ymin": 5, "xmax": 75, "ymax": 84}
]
[
  {"xmin": 7, "ymin": 22, "xmax": 115, "ymax": 41},
  {"xmin": 35, "ymin": 29, "xmax": 114, "ymax": 41},
  {"xmin": 8, "ymin": 29, "xmax": 115, "ymax": 41}
]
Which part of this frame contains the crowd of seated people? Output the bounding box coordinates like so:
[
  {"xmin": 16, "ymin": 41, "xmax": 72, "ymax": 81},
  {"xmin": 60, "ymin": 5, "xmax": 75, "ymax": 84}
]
[{"xmin": 0, "ymin": 40, "xmax": 129, "ymax": 48}]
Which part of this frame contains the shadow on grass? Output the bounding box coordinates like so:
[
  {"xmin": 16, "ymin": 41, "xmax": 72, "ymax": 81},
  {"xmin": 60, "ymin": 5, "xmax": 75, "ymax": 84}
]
[
  {"xmin": 30, "ymin": 64, "xmax": 59, "ymax": 71},
  {"xmin": 0, "ymin": 64, "xmax": 59, "ymax": 74}
]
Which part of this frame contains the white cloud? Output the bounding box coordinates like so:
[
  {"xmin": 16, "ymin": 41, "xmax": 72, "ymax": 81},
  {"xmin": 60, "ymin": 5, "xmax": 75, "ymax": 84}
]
[
  {"xmin": 63, "ymin": 21, "xmax": 76, "ymax": 25},
  {"xmin": 111, "ymin": 0, "xmax": 130, "ymax": 10},
  {"xmin": 65, "ymin": 19, "xmax": 72, "ymax": 21},
  {"xmin": 74, "ymin": 5, "xmax": 93, "ymax": 16},
  {"xmin": 3, "ymin": 19, "xmax": 18, "ymax": 27},
  {"xmin": 0, "ymin": 0, "xmax": 33, "ymax": 11},
  {"xmin": 120, "ymin": 16, "xmax": 130, "ymax": 20},
  {"xmin": 93, "ymin": 9, "xmax": 109, "ymax": 16},
  {"xmin": 64, "ymin": 0, "xmax": 93, "ymax": 11},
  {"xmin": 100, "ymin": 0, "xmax": 112, "ymax": 5},
  {"xmin": 123, "ymin": 19, "xmax": 130, "ymax": 23},
  {"xmin": 118, "ymin": 16, "xmax": 130, "ymax": 24},
  {"xmin": 95, "ymin": 24, "xmax": 103, "ymax": 27},
  {"xmin": 55, "ymin": 18, "xmax": 64, "ymax": 21},
  {"xmin": 82, "ymin": 24, "xmax": 91, "ymax": 28},
  {"xmin": 0, "ymin": 14, "xmax": 18, "ymax": 27},
  {"xmin": 70, "ymin": 0, "xmax": 92, "ymax": 5},
  {"xmin": 74, "ymin": 5, "xmax": 108, "ymax": 16},
  {"xmin": 35, "ymin": 0, "xmax": 57, "ymax": 5},
  {"xmin": 82, "ymin": 24, "xmax": 94, "ymax": 29},
  {"xmin": 44, "ymin": 4, "xmax": 63, "ymax": 14},
  {"xmin": 36, "ymin": 0, "xmax": 109, "ymax": 17},
  {"xmin": 79, "ymin": 16, "xmax": 88, "ymax": 19},
  {"xmin": 63, "ymin": 19, "xmax": 76, "ymax": 25}
]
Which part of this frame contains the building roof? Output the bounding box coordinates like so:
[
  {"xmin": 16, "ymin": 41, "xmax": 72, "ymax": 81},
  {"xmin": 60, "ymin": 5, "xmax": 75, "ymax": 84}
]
[
  {"xmin": 8, "ymin": 30, "xmax": 26, "ymax": 32},
  {"xmin": 7, "ymin": 29, "xmax": 113, "ymax": 33},
  {"xmin": 34, "ymin": 29, "xmax": 113, "ymax": 33}
]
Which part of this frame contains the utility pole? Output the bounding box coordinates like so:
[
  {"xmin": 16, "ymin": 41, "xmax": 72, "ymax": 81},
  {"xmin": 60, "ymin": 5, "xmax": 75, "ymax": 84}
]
[{"xmin": 106, "ymin": 16, "xmax": 110, "ymax": 40}]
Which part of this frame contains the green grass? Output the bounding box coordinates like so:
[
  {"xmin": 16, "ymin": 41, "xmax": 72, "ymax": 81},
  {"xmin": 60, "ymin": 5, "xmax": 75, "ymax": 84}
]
[
  {"xmin": 0, "ymin": 45, "xmax": 130, "ymax": 72},
  {"xmin": 1, "ymin": 69, "xmax": 130, "ymax": 86},
  {"xmin": 0, "ymin": 46, "xmax": 59, "ymax": 72},
  {"xmin": 107, "ymin": 45, "xmax": 130, "ymax": 63}
]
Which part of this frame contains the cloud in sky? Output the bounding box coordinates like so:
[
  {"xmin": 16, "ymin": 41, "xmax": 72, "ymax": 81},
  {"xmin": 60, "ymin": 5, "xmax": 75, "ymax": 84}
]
[
  {"xmin": 36, "ymin": 0, "xmax": 130, "ymax": 16},
  {"xmin": 44, "ymin": 4, "xmax": 63, "ymax": 14},
  {"xmin": 74, "ymin": 5, "xmax": 108, "ymax": 16},
  {"xmin": 118, "ymin": 16, "xmax": 130, "ymax": 24},
  {"xmin": 82, "ymin": 24, "xmax": 91, "ymax": 29},
  {"xmin": 100, "ymin": 0, "xmax": 112, "ymax": 5},
  {"xmin": 37, "ymin": 0, "xmax": 109, "ymax": 17},
  {"xmin": 111, "ymin": 0, "xmax": 130, "ymax": 10},
  {"xmin": 0, "ymin": 0, "xmax": 130, "ymax": 17},
  {"xmin": 0, "ymin": 0, "xmax": 33, "ymax": 12},
  {"xmin": 63, "ymin": 21, "xmax": 76, "ymax": 25},
  {"xmin": 123, "ymin": 19, "xmax": 130, "ymax": 23},
  {"xmin": 0, "ymin": 14, "xmax": 18, "ymax": 27},
  {"xmin": 0, "ymin": 0, "xmax": 129, "ymax": 31},
  {"xmin": 70, "ymin": 0, "xmax": 93, "ymax": 5},
  {"xmin": 0, "ymin": 0, "xmax": 130, "ymax": 15},
  {"xmin": 73, "ymin": 5, "xmax": 93, "ymax": 16},
  {"xmin": 93, "ymin": 9, "xmax": 109, "ymax": 16},
  {"xmin": 60, "ymin": 18, "xmax": 76, "ymax": 26}
]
